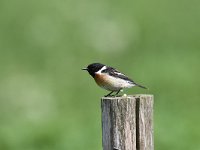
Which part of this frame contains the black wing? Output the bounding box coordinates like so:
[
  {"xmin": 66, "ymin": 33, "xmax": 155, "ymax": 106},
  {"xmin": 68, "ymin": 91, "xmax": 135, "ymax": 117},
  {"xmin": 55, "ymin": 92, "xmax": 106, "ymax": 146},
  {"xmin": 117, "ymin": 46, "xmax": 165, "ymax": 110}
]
[
  {"xmin": 102, "ymin": 67, "xmax": 135, "ymax": 84},
  {"xmin": 102, "ymin": 66, "xmax": 147, "ymax": 89}
]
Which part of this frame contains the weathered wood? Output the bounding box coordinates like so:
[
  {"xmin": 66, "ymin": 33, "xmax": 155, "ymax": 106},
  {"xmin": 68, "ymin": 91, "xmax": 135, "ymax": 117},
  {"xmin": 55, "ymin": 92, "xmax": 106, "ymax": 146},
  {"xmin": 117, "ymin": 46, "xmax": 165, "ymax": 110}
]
[
  {"xmin": 101, "ymin": 95, "xmax": 153, "ymax": 150},
  {"xmin": 101, "ymin": 96, "xmax": 136, "ymax": 150},
  {"xmin": 136, "ymin": 95, "xmax": 154, "ymax": 150}
]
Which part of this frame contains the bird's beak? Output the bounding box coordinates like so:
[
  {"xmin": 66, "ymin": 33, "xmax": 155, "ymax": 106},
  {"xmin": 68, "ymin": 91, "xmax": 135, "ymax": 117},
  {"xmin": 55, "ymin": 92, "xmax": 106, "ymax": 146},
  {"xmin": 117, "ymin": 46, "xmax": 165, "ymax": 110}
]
[{"xmin": 82, "ymin": 68, "xmax": 88, "ymax": 71}]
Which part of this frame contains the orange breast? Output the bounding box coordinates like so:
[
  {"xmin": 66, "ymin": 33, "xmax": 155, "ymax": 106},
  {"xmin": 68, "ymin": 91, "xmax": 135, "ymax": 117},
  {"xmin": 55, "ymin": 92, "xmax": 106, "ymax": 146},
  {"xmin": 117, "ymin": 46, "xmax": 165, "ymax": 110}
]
[
  {"xmin": 94, "ymin": 74, "xmax": 110, "ymax": 88},
  {"xmin": 94, "ymin": 73, "xmax": 122, "ymax": 91}
]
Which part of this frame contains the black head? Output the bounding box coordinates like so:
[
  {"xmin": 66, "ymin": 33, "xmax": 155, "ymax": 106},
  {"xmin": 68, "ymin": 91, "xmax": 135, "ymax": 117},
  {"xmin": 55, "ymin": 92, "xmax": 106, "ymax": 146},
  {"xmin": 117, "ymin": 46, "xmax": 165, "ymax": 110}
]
[{"xmin": 82, "ymin": 63, "xmax": 105, "ymax": 77}]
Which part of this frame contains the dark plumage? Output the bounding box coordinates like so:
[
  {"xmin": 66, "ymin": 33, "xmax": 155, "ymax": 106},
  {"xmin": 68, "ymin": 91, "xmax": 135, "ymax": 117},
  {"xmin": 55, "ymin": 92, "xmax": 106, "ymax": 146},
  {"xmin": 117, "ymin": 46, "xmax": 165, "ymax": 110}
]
[{"xmin": 82, "ymin": 63, "xmax": 104, "ymax": 77}]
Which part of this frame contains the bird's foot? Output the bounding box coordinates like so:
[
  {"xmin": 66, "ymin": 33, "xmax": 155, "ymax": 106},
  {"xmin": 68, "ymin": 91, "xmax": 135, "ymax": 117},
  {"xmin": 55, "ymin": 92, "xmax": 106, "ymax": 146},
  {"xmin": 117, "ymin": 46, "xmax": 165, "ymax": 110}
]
[
  {"xmin": 104, "ymin": 94, "xmax": 116, "ymax": 97},
  {"xmin": 104, "ymin": 90, "xmax": 123, "ymax": 97}
]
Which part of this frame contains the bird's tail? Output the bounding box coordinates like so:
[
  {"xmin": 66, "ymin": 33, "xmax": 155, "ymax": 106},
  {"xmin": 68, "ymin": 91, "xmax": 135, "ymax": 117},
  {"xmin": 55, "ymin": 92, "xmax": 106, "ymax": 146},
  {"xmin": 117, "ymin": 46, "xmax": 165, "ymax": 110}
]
[{"xmin": 135, "ymin": 83, "xmax": 148, "ymax": 89}]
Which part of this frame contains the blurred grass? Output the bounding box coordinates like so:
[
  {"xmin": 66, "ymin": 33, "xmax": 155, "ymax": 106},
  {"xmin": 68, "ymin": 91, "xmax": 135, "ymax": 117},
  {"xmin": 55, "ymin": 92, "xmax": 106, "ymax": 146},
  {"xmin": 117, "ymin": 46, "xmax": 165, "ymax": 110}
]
[{"xmin": 0, "ymin": 0, "xmax": 200, "ymax": 149}]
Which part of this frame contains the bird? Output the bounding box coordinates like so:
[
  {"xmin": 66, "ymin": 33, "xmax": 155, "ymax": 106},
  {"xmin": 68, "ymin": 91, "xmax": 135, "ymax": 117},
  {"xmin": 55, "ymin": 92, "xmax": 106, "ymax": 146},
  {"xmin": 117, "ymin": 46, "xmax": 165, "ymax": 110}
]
[{"xmin": 82, "ymin": 63, "xmax": 147, "ymax": 97}]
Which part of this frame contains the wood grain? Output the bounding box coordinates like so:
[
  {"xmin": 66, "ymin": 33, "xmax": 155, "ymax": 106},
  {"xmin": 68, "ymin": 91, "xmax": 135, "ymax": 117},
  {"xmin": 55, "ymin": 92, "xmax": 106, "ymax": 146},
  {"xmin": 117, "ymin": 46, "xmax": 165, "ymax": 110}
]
[{"xmin": 101, "ymin": 95, "xmax": 153, "ymax": 150}]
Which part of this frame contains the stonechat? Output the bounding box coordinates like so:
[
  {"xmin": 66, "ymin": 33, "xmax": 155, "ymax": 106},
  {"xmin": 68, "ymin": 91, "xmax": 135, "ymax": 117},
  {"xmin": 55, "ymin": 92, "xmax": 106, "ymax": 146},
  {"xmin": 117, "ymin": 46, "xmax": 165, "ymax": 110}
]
[{"xmin": 82, "ymin": 63, "xmax": 147, "ymax": 97}]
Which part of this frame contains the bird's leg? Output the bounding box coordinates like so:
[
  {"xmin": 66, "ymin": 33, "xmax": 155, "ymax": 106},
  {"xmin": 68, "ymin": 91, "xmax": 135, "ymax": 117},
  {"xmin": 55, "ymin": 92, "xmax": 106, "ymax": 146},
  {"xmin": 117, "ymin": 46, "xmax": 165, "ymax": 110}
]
[
  {"xmin": 105, "ymin": 91, "xmax": 114, "ymax": 97},
  {"xmin": 114, "ymin": 90, "xmax": 121, "ymax": 96}
]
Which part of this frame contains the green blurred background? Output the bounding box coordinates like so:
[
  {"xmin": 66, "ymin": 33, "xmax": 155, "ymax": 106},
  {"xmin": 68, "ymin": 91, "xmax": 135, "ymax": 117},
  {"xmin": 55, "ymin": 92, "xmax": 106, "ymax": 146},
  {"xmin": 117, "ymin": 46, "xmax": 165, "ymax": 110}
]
[{"xmin": 0, "ymin": 0, "xmax": 200, "ymax": 149}]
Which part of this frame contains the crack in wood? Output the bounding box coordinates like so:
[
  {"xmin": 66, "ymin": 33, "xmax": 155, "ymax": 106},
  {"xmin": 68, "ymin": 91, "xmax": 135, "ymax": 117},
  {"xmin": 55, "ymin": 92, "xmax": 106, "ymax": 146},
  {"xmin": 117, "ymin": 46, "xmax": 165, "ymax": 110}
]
[{"xmin": 136, "ymin": 97, "xmax": 140, "ymax": 150}]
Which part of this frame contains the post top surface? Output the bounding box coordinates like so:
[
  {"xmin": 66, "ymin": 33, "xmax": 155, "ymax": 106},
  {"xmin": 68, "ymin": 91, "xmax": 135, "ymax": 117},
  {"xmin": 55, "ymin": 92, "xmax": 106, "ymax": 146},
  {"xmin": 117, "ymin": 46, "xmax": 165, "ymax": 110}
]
[{"xmin": 101, "ymin": 94, "xmax": 153, "ymax": 100}]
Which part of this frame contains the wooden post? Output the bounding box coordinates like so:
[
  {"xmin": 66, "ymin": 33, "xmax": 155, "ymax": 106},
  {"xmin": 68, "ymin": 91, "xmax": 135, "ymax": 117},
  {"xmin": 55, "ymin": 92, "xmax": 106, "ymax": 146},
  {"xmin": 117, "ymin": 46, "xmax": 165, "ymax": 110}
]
[{"xmin": 101, "ymin": 95, "xmax": 153, "ymax": 150}]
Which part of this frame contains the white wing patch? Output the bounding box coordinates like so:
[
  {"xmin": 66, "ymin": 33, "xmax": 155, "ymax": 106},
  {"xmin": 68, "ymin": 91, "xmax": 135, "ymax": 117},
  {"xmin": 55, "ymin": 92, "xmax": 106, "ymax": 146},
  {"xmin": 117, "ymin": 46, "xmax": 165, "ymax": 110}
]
[{"xmin": 114, "ymin": 71, "xmax": 124, "ymax": 76}]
